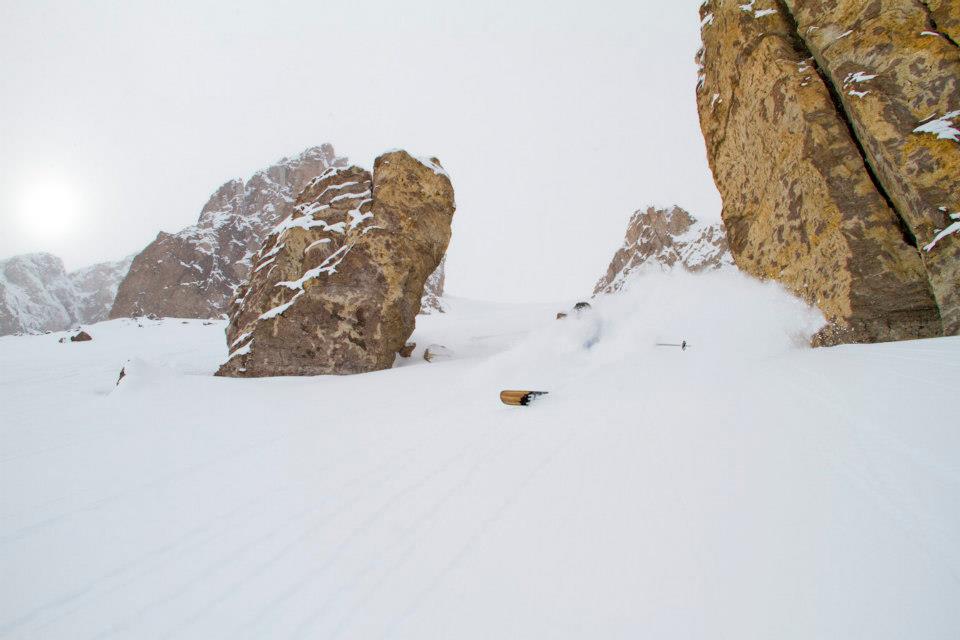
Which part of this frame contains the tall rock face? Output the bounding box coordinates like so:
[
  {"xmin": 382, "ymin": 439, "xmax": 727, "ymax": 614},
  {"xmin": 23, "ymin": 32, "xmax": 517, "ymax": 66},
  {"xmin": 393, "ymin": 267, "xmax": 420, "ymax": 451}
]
[
  {"xmin": 217, "ymin": 150, "xmax": 455, "ymax": 377},
  {"xmin": 0, "ymin": 253, "xmax": 132, "ymax": 336},
  {"xmin": 697, "ymin": 0, "xmax": 959, "ymax": 345},
  {"xmin": 594, "ymin": 206, "xmax": 732, "ymax": 295},
  {"xmin": 109, "ymin": 145, "xmax": 348, "ymax": 319}
]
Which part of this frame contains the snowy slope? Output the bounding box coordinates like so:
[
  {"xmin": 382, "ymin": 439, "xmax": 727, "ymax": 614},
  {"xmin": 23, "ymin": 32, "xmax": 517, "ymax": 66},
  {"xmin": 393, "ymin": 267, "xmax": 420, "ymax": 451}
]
[
  {"xmin": 1, "ymin": 271, "xmax": 959, "ymax": 639},
  {"xmin": 0, "ymin": 253, "xmax": 132, "ymax": 337}
]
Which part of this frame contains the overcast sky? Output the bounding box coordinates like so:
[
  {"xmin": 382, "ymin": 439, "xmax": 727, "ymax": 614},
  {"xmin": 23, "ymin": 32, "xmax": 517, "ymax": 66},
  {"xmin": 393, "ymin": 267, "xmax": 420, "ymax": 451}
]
[{"xmin": 0, "ymin": 0, "xmax": 718, "ymax": 302}]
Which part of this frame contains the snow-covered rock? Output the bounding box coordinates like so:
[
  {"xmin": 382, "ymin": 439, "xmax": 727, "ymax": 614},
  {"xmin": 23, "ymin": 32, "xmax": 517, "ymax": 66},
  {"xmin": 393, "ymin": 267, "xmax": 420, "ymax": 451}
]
[
  {"xmin": 0, "ymin": 252, "xmax": 132, "ymax": 336},
  {"xmin": 217, "ymin": 151, "xmax": 455, "ymax": 377},
  {"xmin": 593, "ymin": 205, "xmax": 732, "ymax": 295}
]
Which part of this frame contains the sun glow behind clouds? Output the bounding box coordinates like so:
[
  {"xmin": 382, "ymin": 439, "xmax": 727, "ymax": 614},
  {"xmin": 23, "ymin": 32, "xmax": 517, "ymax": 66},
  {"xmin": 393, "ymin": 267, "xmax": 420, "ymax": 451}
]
[{"xmin": 15, "ymin": 179, "xmax": 83, "ymax": 241}]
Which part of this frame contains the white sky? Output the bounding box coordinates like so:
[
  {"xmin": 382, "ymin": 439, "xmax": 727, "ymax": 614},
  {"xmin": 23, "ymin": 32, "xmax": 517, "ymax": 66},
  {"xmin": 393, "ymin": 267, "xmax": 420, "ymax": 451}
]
[{"xmin": 0, "ymin": 0, "xmax": 719, "ymax": 302}]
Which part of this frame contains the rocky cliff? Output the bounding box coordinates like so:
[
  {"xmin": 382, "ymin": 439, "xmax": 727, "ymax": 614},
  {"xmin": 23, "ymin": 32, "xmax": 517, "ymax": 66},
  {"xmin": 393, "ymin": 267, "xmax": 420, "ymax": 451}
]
[
  {"xmin": 109, "ymin": 145, "xmax": 348, "ymax": 319},
  {"xmin": 697, "ymin": 0, "xmax": 959, "ymax": 344},
  {"xmin": 217, "ymin": 151, "xmax": 455, "ymax": 377},
  {"xmin": 0, "ymin": 253, "xmax": 132, "ymax": 336},
  {"xmin": 594, "ymin": 206, "xmax": 732, "ymax": 295}
]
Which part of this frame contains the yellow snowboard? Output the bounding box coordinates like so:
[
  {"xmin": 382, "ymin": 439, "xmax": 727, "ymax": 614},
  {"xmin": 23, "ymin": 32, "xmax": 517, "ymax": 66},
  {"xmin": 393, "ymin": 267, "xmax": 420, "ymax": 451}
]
[{"xmin": 499, "ymin": 390, "xmax": 549, "ymax": 406}]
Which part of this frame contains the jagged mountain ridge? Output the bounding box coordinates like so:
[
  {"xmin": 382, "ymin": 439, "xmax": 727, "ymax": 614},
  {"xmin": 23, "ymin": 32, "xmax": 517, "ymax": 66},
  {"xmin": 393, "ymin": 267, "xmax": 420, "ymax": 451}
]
[
  {"xmin": 594, "ymin": 205, "xmax": 732, "ymax": 295},
  {"xmin": 110, "ymin": 145, "xmax": 349, "ymax": 319},
  {"xmin": 110, "ymin": 144, "xmax": 448, "ymax": 320},
  {"xmin": 0, "ymin": 252, "xmax": 133, "ymax": 336}
]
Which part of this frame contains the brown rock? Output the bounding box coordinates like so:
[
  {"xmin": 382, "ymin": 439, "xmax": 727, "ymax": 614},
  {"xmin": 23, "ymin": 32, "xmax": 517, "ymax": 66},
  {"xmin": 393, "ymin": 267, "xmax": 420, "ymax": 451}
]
[
  {"xmin": 217, "ymin": 151, "xmax": 455, "ymax": 377},
  {"xmin": 922, "ymin": 0, "xmax": 960, "ymax": 44},
  {"xmin": 70, "ymin": 330, "xmax": 92, "ymax": 342},
  {"xmin": 594, "ymin": 206, "xmax": 732, "ymax": 295},
  {"xmin": 398, "ymin": 342, "xmax": 417, "ymax": 358},
  {"xmin": 782, "ymin": 0, "xmax": 960, "ymax": 333},
  {"xmin": 110, "ymin": 145, "xmax": 348, "ymax": 319},
  {"xmin": 696, "ymin": 0, "xmax": 946, "ymax": 345}
]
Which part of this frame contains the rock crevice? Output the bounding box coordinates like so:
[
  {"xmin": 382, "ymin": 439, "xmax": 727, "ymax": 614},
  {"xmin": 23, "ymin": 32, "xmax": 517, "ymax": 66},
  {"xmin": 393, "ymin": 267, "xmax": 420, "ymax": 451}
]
[
  {"xmin": 697, "ymin": 0, "xmax": 958, "ymax": 343},
  {"xmin": 919, "ymin": 0, "xmax": 960, "ymax": 49},
  {"xmin": 774, "ymin": 0, "xmax": 919, "ymax": 249}
]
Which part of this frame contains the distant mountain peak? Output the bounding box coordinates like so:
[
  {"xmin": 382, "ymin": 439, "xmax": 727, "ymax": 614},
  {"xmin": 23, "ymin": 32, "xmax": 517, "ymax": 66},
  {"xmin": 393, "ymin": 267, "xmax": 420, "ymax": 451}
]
[
  {"xmin": 594, "ymin": 205, "xmax": 732, "ymax": 295},
  {"xmin": 110, "ymin": 145, "xmax": 350, "ymax": 319},
  {"xmin": 0, "ymin": 253, "xmax": 133, "ymax": 336}
]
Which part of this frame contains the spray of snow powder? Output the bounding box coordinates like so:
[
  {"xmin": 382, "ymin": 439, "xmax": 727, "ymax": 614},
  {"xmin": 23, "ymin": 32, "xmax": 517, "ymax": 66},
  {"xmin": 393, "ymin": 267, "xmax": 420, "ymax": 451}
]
[{"xmin": 477, "ymin": 270, "xmax": 826, "ymax": 392}]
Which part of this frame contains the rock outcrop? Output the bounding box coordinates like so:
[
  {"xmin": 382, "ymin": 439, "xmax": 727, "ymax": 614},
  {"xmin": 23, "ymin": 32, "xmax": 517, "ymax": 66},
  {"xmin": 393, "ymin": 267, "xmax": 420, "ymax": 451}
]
[
  {"xmin": 217, "ymin": 150, "xmax": 455, "ymax": 377},
  {"xmin": 594, "ymin": 206, "xmax": 732, "ymax": 295},
  {"xmin": 0, "ymin": 253, "xmax": 132, "ymax": 336},
  {"xmin": 697, "ymin": 0, "xmax": 959, "ymax": 344},
  {"xmin": 110, "ymin": 145, "xmax": 349, "ymax": 319}
]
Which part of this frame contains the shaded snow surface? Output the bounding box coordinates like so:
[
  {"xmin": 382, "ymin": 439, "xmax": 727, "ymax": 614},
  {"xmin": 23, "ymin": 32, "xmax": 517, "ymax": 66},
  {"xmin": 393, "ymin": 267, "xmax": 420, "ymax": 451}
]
[{"xmin": 2, "ymin": 271, "xmax": 959, "ymax": 639}]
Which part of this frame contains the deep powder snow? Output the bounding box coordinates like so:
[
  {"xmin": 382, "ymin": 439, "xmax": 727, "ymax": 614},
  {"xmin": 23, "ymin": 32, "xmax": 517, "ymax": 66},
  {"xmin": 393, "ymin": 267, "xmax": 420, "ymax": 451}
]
[{"xmin": 1, "ymin": 271, "xmax": 958, "ymax": 638}]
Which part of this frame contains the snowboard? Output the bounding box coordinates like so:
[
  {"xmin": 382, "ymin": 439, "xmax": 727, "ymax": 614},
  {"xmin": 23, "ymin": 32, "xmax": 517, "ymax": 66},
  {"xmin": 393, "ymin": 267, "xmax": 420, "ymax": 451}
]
[{"xmin": 500, "ymin": 390, "xmax": 549, "ymax": 406}]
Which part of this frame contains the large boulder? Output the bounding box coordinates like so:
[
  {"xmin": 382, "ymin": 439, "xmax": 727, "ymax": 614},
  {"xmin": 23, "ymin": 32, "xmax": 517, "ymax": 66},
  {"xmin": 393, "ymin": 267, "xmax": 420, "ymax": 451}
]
[
  {"xmin": 216, "ymin": 150, "xmax": 455, "ymax": 377},
  {"xmin": 594, "ymin": 205, "xmax": 732, "ymax": 295},
  {"xmin": 696, "ymin": 0, "xmax": 956, "ymax": 345}
]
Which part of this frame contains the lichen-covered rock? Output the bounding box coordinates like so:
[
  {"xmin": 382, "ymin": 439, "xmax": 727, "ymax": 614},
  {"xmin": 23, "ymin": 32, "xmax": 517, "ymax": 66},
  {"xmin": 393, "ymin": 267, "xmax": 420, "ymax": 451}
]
[
  {"xmin": 921, "ymin": 0, "xmax": 960, "ymax": 44},
  {"xmin": 594, "ymin": 206, "xmax": 732, "ymax": 295},
  {"xmin": 110, "ymin": 145, "xmax": 348, "ymax": 319},
  {"xmin": 781, "ymin": 0, "xmax": 960, "ymax": 334},
  {"xmin": 696, "ymin": 0, "xmax": 947, "ymax": 345},
  {"xmin": 217, "ymin": 150, "xmax": 455, "ymax": 377}
]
